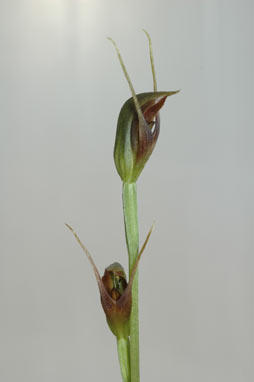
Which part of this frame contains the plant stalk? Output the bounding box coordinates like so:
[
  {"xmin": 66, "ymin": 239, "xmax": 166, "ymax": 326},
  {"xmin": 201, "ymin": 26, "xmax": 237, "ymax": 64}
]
[
  {"xmin": 117, "ymin": 337, "xmax": 130, "ymax": 382},
  {"xmin": 122, "ymin": 182, "xmax": 139, "ymax": 382}
]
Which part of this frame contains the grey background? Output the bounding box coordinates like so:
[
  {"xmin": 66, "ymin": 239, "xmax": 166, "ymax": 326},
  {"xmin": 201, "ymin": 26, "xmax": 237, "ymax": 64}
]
[{"xmin": 0, "ymin": 0, "xmax": 253, "ymax": 381}]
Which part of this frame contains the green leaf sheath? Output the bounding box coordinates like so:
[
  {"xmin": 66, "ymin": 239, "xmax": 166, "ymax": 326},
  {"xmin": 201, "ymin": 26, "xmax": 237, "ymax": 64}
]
[
  {"xmin": 117, "ymin": 337, "xmax": 130, "ymax": 382},
  {"xmin": 122, "ymin": 182, "xmax": 140, "ymax": 382}
]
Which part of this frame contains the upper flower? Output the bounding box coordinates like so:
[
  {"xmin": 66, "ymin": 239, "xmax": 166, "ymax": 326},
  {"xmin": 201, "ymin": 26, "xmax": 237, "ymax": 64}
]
[
  {"xmin": 114, "ymin": 91, "xmax": 178, "ymax": 183},
  {"xmin": 109, "ymin": 32, "xmax": 179, "ymax": 183}
]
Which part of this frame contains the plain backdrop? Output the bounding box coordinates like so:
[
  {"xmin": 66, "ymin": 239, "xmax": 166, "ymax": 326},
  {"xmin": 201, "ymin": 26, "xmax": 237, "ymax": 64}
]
[{"xmin": 0, "ymin": 0, "xmax": 253, "ymax": 381}]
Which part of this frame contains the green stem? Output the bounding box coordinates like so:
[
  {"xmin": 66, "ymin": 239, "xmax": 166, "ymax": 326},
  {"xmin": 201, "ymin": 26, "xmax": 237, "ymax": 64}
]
[
  {"xmin": 122, "ymin": 182, "xmax": 139, "ymax": 382},
  {"xmin": 117, "ymin": 337, "xmax": 130, "ymax": 382}
]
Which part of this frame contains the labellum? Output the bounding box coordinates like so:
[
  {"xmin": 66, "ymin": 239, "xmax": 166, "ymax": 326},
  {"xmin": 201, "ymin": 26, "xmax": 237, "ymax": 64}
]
[
  {"xmin": 102, "ymin": 262, "xmax": 128, "ymax": 301},
  {"xmin": 65, "ymin": 223, "xmax": 153, "ymax": 339}
]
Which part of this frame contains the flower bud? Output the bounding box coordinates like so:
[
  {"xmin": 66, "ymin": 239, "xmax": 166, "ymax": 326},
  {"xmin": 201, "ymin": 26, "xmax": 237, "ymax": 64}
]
[{"xmin": 65, "ymin": 223, "xmax": 153, "ymax": 339}]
